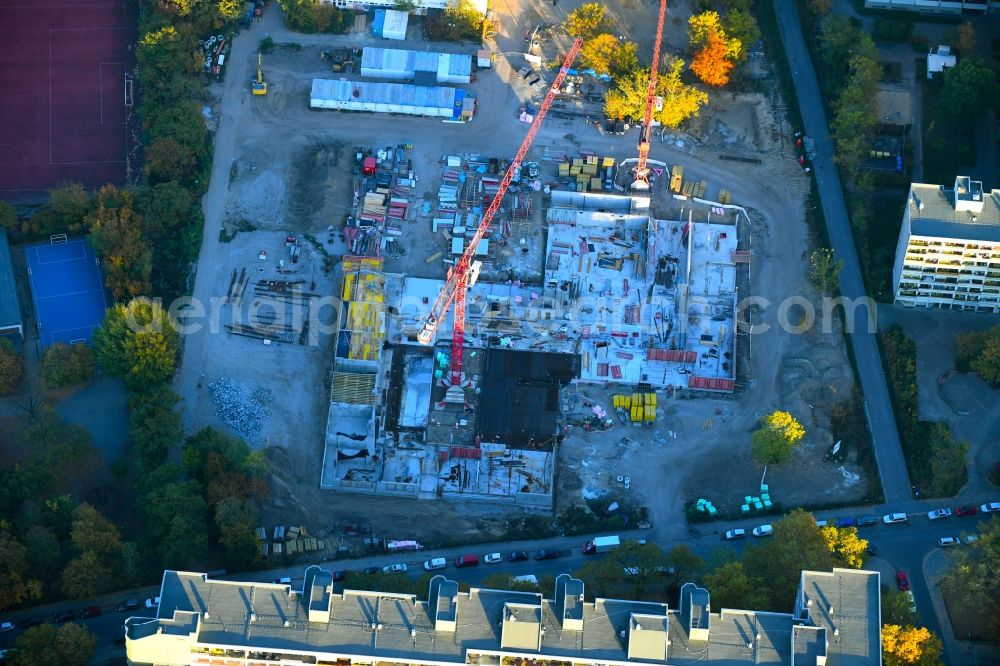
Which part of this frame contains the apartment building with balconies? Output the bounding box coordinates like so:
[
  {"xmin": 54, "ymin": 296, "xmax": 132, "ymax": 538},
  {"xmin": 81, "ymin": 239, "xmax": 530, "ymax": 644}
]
[{"xmin": 893, "ymin": 176, "xmax": 1000, "ymax": 313}]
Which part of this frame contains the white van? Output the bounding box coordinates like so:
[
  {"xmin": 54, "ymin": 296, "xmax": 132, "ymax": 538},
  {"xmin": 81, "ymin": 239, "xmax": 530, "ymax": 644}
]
[{"xmin": 423, "ymin": 557, "xmax": 447, "ymax": 571}]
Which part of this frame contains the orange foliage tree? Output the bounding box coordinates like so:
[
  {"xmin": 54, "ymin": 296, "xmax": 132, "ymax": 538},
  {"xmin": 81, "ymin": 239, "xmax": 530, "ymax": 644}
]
[{"xmin": 691, "ymin": 33, "xmax": 735, "ymax": 87}]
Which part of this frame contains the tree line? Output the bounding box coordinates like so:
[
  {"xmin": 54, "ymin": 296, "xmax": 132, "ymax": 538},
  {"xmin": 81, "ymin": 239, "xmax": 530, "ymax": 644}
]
[{"xmin": 561, "ymin": 0, "xmax": 759, "ymax": 130}]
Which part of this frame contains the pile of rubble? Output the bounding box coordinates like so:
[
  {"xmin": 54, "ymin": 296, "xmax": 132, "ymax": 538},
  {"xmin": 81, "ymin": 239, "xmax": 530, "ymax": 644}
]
[{"xmin": 209, "ymin": 377, "xmax": 274, "ymax": 441}]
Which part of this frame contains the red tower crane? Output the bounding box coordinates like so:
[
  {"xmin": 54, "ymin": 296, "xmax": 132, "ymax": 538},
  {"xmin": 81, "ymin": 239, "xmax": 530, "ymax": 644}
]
[
  {"xmin": 631, "ymin": 0, "xmax": 668, "ymax": 190},
  {"xmin": 417, "ymin": 39, "xmax": 583, "ymax": 402}
]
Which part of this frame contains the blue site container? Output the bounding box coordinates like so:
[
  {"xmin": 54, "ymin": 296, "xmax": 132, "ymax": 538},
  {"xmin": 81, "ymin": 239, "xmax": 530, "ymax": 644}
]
[{"xmin": 372, "ymin": 9, "xmax": 386, "ymax": 38}]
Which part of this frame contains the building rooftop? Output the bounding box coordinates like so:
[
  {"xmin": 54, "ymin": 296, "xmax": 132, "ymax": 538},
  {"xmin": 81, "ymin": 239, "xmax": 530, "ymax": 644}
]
[
  {"xmin": 908, "ymin": 177, "xmax": 1000, "ymax": 242},
  {"xmin": 127, "ymin": 569, "xmax": 881, "ymax": 666}
]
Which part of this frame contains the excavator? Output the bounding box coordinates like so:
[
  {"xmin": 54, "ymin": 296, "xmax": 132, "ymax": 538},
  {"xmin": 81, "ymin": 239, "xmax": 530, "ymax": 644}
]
[{"xmin": 252, "ymin": 52, "xmax": 268, "ymax": 96}]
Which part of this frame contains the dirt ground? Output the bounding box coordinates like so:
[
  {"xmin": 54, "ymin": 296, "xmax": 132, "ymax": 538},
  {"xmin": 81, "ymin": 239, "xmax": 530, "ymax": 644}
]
[{"xmin": 173, "ymin": 0, "xmax": 868, "ymax": 547}]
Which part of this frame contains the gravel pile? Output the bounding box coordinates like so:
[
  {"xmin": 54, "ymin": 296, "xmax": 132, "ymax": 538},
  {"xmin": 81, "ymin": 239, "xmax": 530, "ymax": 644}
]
[{"xmin": 209, "ymin": 378, "xmax": 274, "ymax": 441}]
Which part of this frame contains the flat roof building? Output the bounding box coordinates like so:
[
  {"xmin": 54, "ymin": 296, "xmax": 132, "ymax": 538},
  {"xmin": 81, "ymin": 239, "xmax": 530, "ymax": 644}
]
[
  {"xmin": 125, "ymin": 567, "xmax": 881, "ymax": 666},
  {"xmin": 893, "ymin": 175, "xmax": 1000, "ymax": 312}
]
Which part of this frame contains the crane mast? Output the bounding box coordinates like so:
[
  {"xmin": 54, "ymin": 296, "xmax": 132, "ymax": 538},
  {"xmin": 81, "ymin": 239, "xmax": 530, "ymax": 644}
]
[
  {"xmin": 417, "ymin": 39, "xmax": 584, "ymax": 400},
  {"xmin": 631, "ymin": 0, "xmax": 668, "ymax": 190}
]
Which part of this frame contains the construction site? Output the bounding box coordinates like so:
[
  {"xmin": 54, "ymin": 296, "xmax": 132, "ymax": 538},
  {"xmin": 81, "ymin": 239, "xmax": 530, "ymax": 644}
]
[{"xmin": 176, "ymin": 0, "xmax": 873, "ymax": 545}]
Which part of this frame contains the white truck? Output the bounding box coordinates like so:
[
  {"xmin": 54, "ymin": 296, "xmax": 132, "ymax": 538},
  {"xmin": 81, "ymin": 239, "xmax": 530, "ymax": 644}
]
[{"xmin": 583, "ymin": 535, "xmax": 620, "ymax": 554}]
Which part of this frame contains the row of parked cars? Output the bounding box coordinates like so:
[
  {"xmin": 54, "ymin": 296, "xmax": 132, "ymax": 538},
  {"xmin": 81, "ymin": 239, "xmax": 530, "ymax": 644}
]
[
  {"xmin": 0, "ymin": 596, "xmax": 160, "ymax": 636},
  {"xmin": 423, "ymin": 549, "xmax": 559, "ymax": 572},
  {"xmin": 722, "ymin": 502, "xmax": 999, "ymax": 542}
]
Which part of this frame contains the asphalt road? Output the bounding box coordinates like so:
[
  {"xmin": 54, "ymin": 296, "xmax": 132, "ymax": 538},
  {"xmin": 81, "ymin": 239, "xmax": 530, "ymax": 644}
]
[
  {"xmin": 4, "ymin": 500, "xmax": 998, "ymax": 665},
  {"xmin": 771, "ymin": 0, "xmax": 912, "ymax": 505}
]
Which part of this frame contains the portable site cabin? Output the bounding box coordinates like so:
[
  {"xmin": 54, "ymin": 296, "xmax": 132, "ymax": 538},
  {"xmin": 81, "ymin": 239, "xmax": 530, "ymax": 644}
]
[
  {"xmin": 310, "ymin": 79, "xmax": 464, "ymax": 119},
  {"xmin": 372, "ymin": 9, "xmax": 408, "ymax": 40},
  {"xmin": 360, "ymin": 47, "xmax": 471, "ymax": 85}
]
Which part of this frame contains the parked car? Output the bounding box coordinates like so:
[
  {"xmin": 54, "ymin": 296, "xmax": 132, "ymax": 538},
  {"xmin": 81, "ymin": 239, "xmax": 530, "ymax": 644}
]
[
  {"xmin": 0, "ymin": 621, "xmax": 14, "ymax": 633},
  {"xmin": 272, "ymin": 577, "xmax": 292, "ymax": 585},
  {"xmin": 52, "ymin": 610, "xmax": 74, "ymax": 623},
  {"xmin": 724, "ymin": 528, "xmax": 746, "ymax": 540},
  {"xmin": 533, "ymin": 549, "xmax": 561, "ymax": 560},
  {"xmin": 896, "ymin": 571, "xmax": 910, "ymax": 591},
  {"xmin": 882, "ymin": 512, "xmax": 908, "ymax": 524},
  {"xmin": 116, "ymin": 599, "xmax": 140, "ymax": 613},
  {"xmin": 383, "ymin": 563, "xmax": 408, "ymax": 574},
  {"xmin": 857, "ymin": 515, "xmax": 878, "ymax": 527},
  {"xmin": 623, "ymin": 567, "xmax": 640, "ymax": 576},
  {"xmin": 79, "ymin": 606, "xmax": 102, "ymax": 619},
  {"xmin": 423, "ymin": 558, "xmax": 447, "ymax": 571},
  {"xmin": 0, "ymin": 648, "xmax": 15, "ymax": 662},
  {"xmin": 508, "ymin": 551, "xmax": 530, "ymax": 563},
  {"xmin": 815, "ymin": 520, "xmax": 828, "ymax": 528},
  {"xmin": 928, "ymin": 508, "xmax": 952, "ymax": 520},
  {"xmin": 331, "ymin": 571, "xmax": 347, "ymax": 582},
  {"xmin": 484, "ymin": 552, "xmax": 503, "ymax": 565},
  {"xmin": 963, "ymin": 534, "xmax": 979, "ymax": 544},
  {"xmin": 954, "ymin": 505, "xmax": 977, "ymax": 517},
  {"xmin": 362, "ymin": 566, "xmax": 381, "ymax": 575},
  {"xmin": 981, "ymin": 502, "xmax": 1000, "ymax": 513},
  {"xmin": 752, "ymin": 525, "xmax": 774, "ymax": 537},
  {"xmin": 938, "ymin": 537, "xmax": 961, "ymax": 547},
  {"xmin": 835, "ymin": 517, "xmax": 856, "ymax": 528},
  {"xmin": 455, "ymin": 554, "xmax": 480, "ymax": 568},
  {"xmin": 144, "ymin": 597, "xmax": 160, "ymax": 609}
]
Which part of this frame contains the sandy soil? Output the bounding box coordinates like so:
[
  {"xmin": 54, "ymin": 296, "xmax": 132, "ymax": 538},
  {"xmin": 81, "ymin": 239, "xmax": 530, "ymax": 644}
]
[{"xmin": 174, "ymin": 0, "xmax": 863, "ymax": 547}]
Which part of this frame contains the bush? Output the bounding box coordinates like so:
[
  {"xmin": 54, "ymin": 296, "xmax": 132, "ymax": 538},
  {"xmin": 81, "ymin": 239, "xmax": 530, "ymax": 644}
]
[
  {"xmin": 0, "ymin": 338, "xmax": 23, "ymax": 395},
  {"xmin": 872, "ymin": 18, "xmax": 913, "ymax": 43},
  {"xmin": 988, "ymin": 460, "xmax": 1000, "ymax": 486},
  {"xmin": 42, "ymin": 343, "xmax": 95, "ymax": 388},
  {"xmin": 279, "ymin": 0, "xmax": 352, "ymax": 33}
]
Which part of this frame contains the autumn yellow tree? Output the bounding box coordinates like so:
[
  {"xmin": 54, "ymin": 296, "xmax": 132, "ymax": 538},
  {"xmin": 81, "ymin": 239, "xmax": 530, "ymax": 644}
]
[
  {"xmin": 580, "ymin": 35, "xmax": 638, "ymax": 78},
  {"xmin": 93, "ymin": 297, "xmax": 179, "ymax": 389},
  {"xmin": 882, "ymin": 625, "xmax": 944, "ymax": 666},
  {"xmin": 563, "ymin": 3, "xmax": 616, "ymax": 39},
  {"xmin": 820, "ymin": 525, "xmax": 868, "ymax": 568},
  {"xmin": 751, "ymin": 410, "xmax": 806, "ymax": 464},
  {"xmin": 691, "ymin": 33, "xmax": 735, "ymax": 86},
  {"xmin": 604, "ymin": 57, "xmax": 707, "ymax": 128}
]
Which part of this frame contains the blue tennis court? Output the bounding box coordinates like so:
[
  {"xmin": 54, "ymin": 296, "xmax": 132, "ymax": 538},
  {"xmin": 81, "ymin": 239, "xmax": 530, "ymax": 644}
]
[{"xmin": 25, "ymin": 239, "xmax": 109, "ymax": 348}]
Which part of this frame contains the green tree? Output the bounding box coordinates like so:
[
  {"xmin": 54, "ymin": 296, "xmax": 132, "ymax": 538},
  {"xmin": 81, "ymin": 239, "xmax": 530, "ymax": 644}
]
[
  {"xmin": 0, "ymin": 522, "xmax": 43, "ymax": 612},
  {"xmin": 93, "ymin": 297, "xmax": 179, "ymax": 388},
  {"xmin": 133, "ymin": 181, "xmax": 201, "ymax": 300},
  {"xmin": 26, "ymin": 184, "xmax": 90, "ymax": 239},
  {"xmin": 0, "ymin": 202, "xmax": 17, "ymax": 233},
  {"xmin": 42, "ymin": 342, "xmax": 95, "ymax": 388},
  {"xmin": 183, "ymin": 427, "xmax": 267, "ymax": 492},
  {"xmin": 217, "ymin": 0, "xmax": 243, "ymax": 20},
  {"xmin": 11, "ymin": 623, "xmax": 97, "ymax": 666},
  {"xmin": 881, "ymin": 589, "xmax": 917, "ymax": 626},
  {"xmin": 662, "ymin": 544, "xmax": 703, "ymax": 595},
  {"xmin": 146, "ymin": 137, "xmax": 198, "ymax": 185},
  {"xmin": 143, "ymin": 480, "xmax": 209, "ymax": 569},
  {"xmin": 751, "ymin": 410, "xmax": 806, "ymax": 464},
  {"xmin": 942, "ymin": 516, "xmax": 1000, "ymax": 637},
  {"xmin": 130, "ymin": 386, "xmax": 183, "ymax": 469},
  {"xmin": 575, "ymin": 553, "xmax": 626, "ymax": 597},
  {"xmin": 830, "ymin": 47, "xmax": 881, "ymax": 180},
  {"xmin": 918, "ymin": 421, "xmax": 968, "ymax": 497},
  {"xmin": 808, "ymin": 0, "xmax": 832, "ymax": 14},
  {"xmin": 703, "ymin": 561, "xmax": 768, "ymax": 609},
  {"xmin": 937, "ymin": 57, "xmax": 1000, "ymax": 125},
  {"xmin": 85, "ymin": 185, "xmax": 152, "ymax": 301},
  {"xmin": 0, "ymin": 338, "xmax": 22, "ymax": 395},
  {"xmin": 62, "ymin": 504, "xmax": 123, "ymax": 598},
  {"xmin": 955, "ymin": 325, "xmax": 1000, "ymax": 386},
  {"xmin": 809, "ymin": 248, "xmax": 843, "ymax": 295},
  {"xmin": 21, "ymin": 524, "xmax": 61, "ymax": 583},
  {"xmin": 215, "ymin": 497, "xmax": 261, "ymax": 569},
  {"xmin": 882, "ymin": 624, "xmax": 944, "ymax": 666},
  {"xmin": 564, "ymin": 3, "xmax": 616, "ymax": 39},
  {"xmin": 744, "ymin": 510, "xmax": 834, "ymax": 609},
  {"xmin": 724, "ymin": 9, "xmax": 759, "ymax": 60}
]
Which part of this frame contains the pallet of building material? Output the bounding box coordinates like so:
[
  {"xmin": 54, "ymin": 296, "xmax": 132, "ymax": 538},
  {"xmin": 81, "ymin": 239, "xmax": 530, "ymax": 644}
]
[
  {"xmin": 696, "ymin": 180, "xmax": 707, "ymax": 198},
  {"xmin": 719, "ymin": 190, "xmax": 731, "ymax": 204},
  {"xmin": 582, "ymin": 164, "xmax": 598, "ymax": 176},
  {"xmin": 426, "ymin": 251, "xmax": 443, "ymax": 264},
  {"xmin": 602, "ymin": 156, "xmax": 615, "ymax": 168},
  {"xmin": 682, "ymin": 180, "xmax": 694, "ymax": 196},
  {"xmin": 559, "ymin": 163, "xmax": 570, "ymax": 177},
  {"xmin": 272, "ymin": 542, "xmax": 283, "ymax": 555},
  {"xmin": 670, "ymin": 165, "xmax": 684, "ymax": 193},
  {"xmin": 590, "ymin": 177, "xmax": 603, "ymax": 191}
]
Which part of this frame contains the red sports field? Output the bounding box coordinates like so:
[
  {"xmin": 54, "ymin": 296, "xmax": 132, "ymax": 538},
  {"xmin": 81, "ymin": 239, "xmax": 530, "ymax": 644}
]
[{"xmin": 0, "ymin": 0, "xmax": 135, "ymax": 200}]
